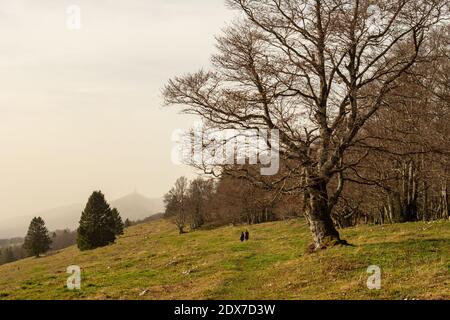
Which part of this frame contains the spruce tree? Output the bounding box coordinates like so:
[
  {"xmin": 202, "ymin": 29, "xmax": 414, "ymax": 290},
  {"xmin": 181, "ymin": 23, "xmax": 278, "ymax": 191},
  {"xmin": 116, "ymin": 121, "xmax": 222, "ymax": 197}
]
[
  {"xmin": 23, "ymin": 217, "xmax": 52, "ymax": 257},
  {"xmin": 77, "ymin": 191, "xmax": 122, "ymax": 251},
  {"xmin": 110, "ymin": 208, "xmax": 124, "ymax": 235}
]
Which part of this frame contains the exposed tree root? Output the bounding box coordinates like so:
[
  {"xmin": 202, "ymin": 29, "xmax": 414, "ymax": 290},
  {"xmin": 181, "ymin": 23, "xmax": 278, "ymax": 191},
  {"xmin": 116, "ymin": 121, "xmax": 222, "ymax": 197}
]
[{"xmin": 306, "ymin": 237, "xmax": 354, "ymax": 253}]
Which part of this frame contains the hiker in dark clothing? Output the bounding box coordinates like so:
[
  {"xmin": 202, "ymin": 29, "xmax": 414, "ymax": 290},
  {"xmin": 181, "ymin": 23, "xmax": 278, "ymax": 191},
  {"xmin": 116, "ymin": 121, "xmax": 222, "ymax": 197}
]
[
  {"xmin": 245, "ymin": 230, "xmax": 249, "ymax": 241},
  {"xmin": 240, "ymin": 232, "xmax": 245, "ymax": 242}
]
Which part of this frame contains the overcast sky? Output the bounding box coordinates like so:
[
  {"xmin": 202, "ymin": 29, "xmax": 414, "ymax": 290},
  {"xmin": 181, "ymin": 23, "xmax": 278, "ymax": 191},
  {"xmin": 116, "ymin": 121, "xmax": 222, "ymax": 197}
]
[{"xmin": 0, "ymin": 0, "xmax": 236, "ymax": 220}]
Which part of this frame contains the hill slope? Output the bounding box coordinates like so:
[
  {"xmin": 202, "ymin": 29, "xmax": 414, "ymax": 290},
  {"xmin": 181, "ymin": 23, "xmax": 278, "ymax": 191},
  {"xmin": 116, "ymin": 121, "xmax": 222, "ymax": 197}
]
[{"xmin": 0, "ymin": 219, "xmax": 449, "ymax": 300}]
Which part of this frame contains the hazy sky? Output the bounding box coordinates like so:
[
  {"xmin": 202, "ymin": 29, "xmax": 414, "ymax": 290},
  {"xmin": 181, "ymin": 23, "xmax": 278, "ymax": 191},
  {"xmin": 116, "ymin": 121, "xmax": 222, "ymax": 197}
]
[{"xmin": 0, "ymin": 0, "xmax": 236, "ymax": 220}]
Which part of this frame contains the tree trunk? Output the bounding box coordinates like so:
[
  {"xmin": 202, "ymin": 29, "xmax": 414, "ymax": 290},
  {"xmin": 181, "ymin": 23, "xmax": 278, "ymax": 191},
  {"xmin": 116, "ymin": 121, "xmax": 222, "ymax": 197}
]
[
  {"xmin": 404, "ymin": 161, "xmax": 418, "ymax": 222},
  {"xmin": 307, "ymin": 180, "xmax": 343, "ymax": 250},
  {"xmin": 387, "ymin": 191, "xmax": 403, "ymax": 223},
  {"xmin": 441, "ymin": 181, "xmax": 449, "ymax": 219},
  {"xmin": 422, "ymin": 180, "xmax": 428, "ymax": 221}
]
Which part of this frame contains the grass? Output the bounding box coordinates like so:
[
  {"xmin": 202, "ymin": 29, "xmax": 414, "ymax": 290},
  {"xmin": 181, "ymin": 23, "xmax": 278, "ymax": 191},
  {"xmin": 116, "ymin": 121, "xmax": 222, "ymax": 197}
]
[{"xmin": 0, "ymin": 218, "xmax": 449, "ymax": 300}]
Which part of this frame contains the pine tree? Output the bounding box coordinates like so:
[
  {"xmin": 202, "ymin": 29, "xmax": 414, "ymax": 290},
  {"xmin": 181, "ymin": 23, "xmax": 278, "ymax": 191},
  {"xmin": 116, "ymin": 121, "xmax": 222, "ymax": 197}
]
[
  {"xmin": 110, "ymin": 208, "xmax": 124, "ymax": 235},
  {"xmin": 23, "ymin": 217, "xmax": 52, "ymax": 257},
  {"xmin": 77, "ymin": 191, "xmax": 121, "ymax": 251},
  {"xmin": 124, "ymin": 218, "xmax": 132, "ymax": 228}
]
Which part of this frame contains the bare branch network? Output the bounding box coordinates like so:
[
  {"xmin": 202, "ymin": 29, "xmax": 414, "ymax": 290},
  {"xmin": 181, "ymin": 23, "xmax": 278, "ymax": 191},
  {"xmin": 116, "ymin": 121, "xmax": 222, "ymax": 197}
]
[{"xmin": 164, "ymin": 0, "xmax": 449, "ymax": 250}]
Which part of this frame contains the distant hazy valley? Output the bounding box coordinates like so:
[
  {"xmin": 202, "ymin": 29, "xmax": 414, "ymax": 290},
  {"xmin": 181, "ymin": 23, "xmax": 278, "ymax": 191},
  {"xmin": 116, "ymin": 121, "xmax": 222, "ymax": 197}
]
[{"xmin": 0, "ymin": 192, "xmax": 164, "ymax": 239}]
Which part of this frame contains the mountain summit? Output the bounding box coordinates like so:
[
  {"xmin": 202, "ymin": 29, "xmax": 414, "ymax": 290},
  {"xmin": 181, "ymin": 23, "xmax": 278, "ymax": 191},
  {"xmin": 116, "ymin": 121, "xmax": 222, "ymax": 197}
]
[{"xmin": 111, "ymin": 192, "xmax": 164, "ymax": 221}]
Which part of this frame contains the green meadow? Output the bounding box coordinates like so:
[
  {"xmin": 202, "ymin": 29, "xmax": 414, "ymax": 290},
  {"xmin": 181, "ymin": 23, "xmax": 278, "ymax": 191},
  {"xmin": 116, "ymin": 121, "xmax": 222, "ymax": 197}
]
[{"xmin": 0, "ymin": 218, "xmax": 449, "ymax": 300}]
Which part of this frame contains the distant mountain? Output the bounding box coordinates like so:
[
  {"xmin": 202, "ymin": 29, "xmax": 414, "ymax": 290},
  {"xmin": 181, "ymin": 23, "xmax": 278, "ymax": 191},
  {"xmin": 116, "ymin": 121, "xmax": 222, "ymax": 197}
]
[
  {"xmin": 111, "ymin": 192, "xmax": 164, "ymax": 221},
  {"xmin": 0, "ymin": 193, "xmax": 164, "ymax": 238}
]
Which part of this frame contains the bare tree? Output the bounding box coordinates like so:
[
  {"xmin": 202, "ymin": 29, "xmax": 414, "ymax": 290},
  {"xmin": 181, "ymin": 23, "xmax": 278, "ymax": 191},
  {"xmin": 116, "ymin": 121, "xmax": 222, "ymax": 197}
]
[
  {"xmin": 335, "ymin": 26, "xmax": 450, "ymax": 224},
  {"xmin": 212, "ymin": 173, "xmax": 278, "ymax": 225},
  {"xmin": 164, "ymin": 177, "xmax": 189, "ymax": 234},
  {"xmin": 164, "ymin": 0, "xmax": 447, "ymax": 249},
  {"xmin": 187, "ymin": 177, "xmax": 215, "ymax": 230}
]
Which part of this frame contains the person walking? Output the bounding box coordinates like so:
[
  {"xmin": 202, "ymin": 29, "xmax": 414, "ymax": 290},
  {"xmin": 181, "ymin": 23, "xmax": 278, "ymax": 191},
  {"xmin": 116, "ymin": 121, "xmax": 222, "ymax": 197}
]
[{"xmin": 240, "ymin": 232, "xmax": 245, "ymax": 242}]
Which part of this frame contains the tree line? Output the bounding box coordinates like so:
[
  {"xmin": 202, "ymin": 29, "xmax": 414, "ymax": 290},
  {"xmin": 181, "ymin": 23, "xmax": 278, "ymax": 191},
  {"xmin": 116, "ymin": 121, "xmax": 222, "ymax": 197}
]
[{"xmin": 163, "ymin": 175, "xmax": 302, "ymax": 233}]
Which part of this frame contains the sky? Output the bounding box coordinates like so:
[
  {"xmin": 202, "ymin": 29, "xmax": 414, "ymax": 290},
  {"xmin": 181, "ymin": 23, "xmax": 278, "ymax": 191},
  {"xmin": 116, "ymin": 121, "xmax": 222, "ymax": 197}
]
[{"xmin": 0, "ymin": 0, "xmax": 236, "ymax": 220}]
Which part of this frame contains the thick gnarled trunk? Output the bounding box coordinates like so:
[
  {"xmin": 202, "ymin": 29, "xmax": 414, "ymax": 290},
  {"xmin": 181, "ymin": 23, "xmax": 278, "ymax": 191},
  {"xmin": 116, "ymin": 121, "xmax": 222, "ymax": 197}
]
[{"xmin": 307, "ymin": 180, "xmax": 342, "ymax": 250}]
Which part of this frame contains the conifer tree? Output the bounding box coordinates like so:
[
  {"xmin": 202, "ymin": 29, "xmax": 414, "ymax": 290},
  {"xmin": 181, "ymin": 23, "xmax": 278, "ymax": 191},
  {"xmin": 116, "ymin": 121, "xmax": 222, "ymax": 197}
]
[
  {"xmin": 77, "ymin": 191, "xmax": 122, "ymax": 251},
  {"xmin": 110, "ymin": 208, "xmax": 124, "ymax": 236},
  {"xmin": 124, "ymin": 218, "xmax": 132, "ymax": 228},
  {"xmin": 23, "ymin": 217, "xmax": 52, "ymax": 257}
]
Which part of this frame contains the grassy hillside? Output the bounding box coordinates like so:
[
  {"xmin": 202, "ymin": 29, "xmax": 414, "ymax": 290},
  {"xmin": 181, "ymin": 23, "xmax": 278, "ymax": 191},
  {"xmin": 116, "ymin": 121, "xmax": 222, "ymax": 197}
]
[{"xmin": 0, "ymin": 218, "xmax": 449, "ymax": 300}]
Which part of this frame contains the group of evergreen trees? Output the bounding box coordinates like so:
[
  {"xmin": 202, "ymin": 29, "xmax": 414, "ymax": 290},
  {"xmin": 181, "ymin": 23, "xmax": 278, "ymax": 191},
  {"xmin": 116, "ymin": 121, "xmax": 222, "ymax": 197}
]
[{"xmin": 20, "ymin": 191, "xmax": 124, "ymax": 258}]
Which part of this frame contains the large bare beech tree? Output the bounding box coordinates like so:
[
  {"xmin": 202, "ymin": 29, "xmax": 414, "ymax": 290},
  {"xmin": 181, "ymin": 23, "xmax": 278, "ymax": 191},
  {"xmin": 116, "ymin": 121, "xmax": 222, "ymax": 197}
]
[{"xmin": 163, "ymin": 0, "xmax": 448, "ymax": 250}]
